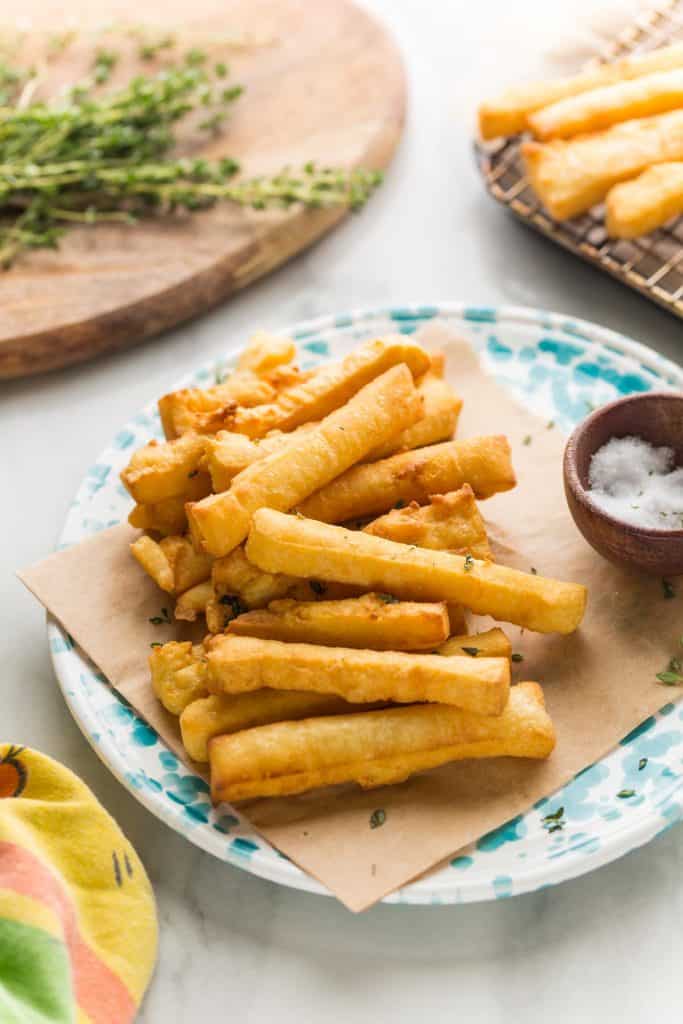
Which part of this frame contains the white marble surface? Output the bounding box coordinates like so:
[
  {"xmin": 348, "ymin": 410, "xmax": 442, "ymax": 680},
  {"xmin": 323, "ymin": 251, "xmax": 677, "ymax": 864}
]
[{"xmin": 3, "ymin": 1, "xmax": 683, "ymax": 1019}]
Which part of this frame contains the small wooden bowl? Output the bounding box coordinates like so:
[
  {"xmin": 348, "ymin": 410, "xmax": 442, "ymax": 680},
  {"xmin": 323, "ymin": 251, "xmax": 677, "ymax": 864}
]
[{"xmin": 563, "ymin": 391, "xmax": 683, "ymax": 576}]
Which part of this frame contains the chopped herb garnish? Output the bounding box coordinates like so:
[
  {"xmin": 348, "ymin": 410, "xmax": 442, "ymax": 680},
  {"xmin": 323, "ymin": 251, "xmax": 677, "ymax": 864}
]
[
  {"xmin": 617, "ymin": 789, "xmax": 635, "ymax": 799},
  {"xmin": 522, "ymin": 435, "xmax": 532, "ymax": 446},
  {"xmin": 150, "ymin": 641, "xmax": 163, "ymax": 648},
  {"xmin": 662, "ymin": 579, "xmax": 676, "ymax": 600},
  {"xmin": 530, "ymin": 567, "xmax": 537, "ymax": 575},
  {"xmin": 218, "ymin": 594, "xmax": 245, "ymax": 622},
  {"xmin": 394, "ymin": 499, "xmax": 406, "ymax": 509},
  {"xmin": 669, "ymin": 657, "xmax": 682, "ymax": 673},
  {"xmin": 463, "ymin": 554, "xmax": 474, "ymax": 573},
  {"xmin": 461, "ymin": 646, "xmax": 480, "ymax": 657},
  {"xmin": 309, "ymin": 580, "xmax": 327, "ymax": 596},
  {"xmin": 369, "ymin": 809, "xmax": 386, "ymax": 829},
  {"xmin": 546, "ymin": 420, "xmax": 555, "ymax": 430},
  {"xmin": 188, "ymin": 469, "xmax": 199, "ymax": 478},
  {"xmin": 541, "ymin": 806, "xmax": 565, "ymax": 832},
  {"xmin": 638, "ymin": 757, "xmax": 648, "ymax": 771},
  {"xmin": 377, "ymin": 593, "xmax": 399, "ymax": 604},
  {"xmin": 149, "ymin": 607, "xmax": 171, "ymax": 625},
  {"xmin": 511, "ymin": 653, "xmax": 524, "ymax": 663},
  {"xmin": 657, "ymin": 670, "xmax": 683, "ymax": 685},
  {"xmin": 92, "ymin": 48, "xmax": 118, "ymax": 84}
]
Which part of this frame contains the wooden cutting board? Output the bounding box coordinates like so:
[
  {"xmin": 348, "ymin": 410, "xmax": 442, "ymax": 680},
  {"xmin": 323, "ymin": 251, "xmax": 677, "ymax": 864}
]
[{"xmin": 0, "ymin": 0, "xmax": 404, "ymax": 378}]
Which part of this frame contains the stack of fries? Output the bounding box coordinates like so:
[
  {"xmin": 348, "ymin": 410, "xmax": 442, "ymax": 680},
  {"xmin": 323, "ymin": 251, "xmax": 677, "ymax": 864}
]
[
  {"xmin": 121, "ymin": 332, "xmax": 587, "ymax": 803},
  {"xmin": 479, "ymin": 42, "xmax": 683, "ymax": 238}
]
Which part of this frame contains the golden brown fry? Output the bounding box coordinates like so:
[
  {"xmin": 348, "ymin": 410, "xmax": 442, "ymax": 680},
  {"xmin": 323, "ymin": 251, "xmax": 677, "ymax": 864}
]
[
  {"xmin": 217, "ymin": 336, "xmax": 431, "ymax": 439},
  {"xmin": 236, "ymin": 331, "xmax": 296, "ymax": 373},
  {"xmin": 438, "ymin": 627, "xmax": 512, "ymax": 659},
  {"xmin": 606, "ymin": 161, "xmax": 683, "ymax": 237},
  {"xmin": 212, "ymin": 545, "xmax": 296, "ymax": 608},
  {"xmin": 246, "ymin": 509, "xmax": 588, "ymax": 634},
  {"xmin": 528, "ymin": 67, "xmax": 683, "ymax": 141},
  {"xmin": 227, "ymin": 594, "xmax": 450, "ymax": 650},
  {"xmin": 128, "ymin": 473, "xmax": 212, "ymax": 536},
  {"xmin": 206, "ymin": 634, "xmax": 510, "ymax": 713},
  {"xmin": 210, "ymin": 681, "xmax": 555, "ymax": 801},
  {"xmin": 159, "ymin": 361, "xmax": 310, "ymax": 439},
  {"xmin": 181, "ymin": 690, "xmax": 376, "ymax": 762},
  {"xmin": 121, "ymin": 433, "xmax": 207, "ymax": 504},
  {"xmin": 160, "ymin": 536, "xmax": 213, "ymax": 592},
  {"xmin": 427, "ymin": 350, "xmax": 445, "ymax": 377},
  {"xmin": 131, "ymin": 535, "xmax": 174, "ymax": 592},
  {"xmin": 202, "ymin": 432, "xmax": 260, "ymax": 491},
  {"xmin": 188, "ymin": 364, "xmax": 423, "ymax": 557},
  {"xmin": 366, "ymin": 374, "xmax": 462, "ymax": 461},
  {"xmin": 175, "ymin": 580, "xmax": 214, "ymax": 622},
  {"xmin": 478, "ymin": 41, "xmax": 683, "ymax": 139},
  {"xmin": 149, "ymin": 641, "xmax": 208, "ymax": 715},
  {"xmin": 298, "ymin": 437, "xmax": 515, "ymax": 523},
  {"xmin": 203, "ymin": 423, "xmax": 318, "ymax": 492},
  {"xmin": 131, "ymin": 534, "xmax": 212, "ymax": 594},
  {"xmin": 364, "ymin": 485, "xmax": 491, "ymax": 559},
  {"xmin": 522, "ymin": 109, "xmax": 683, "ymax": 221}
]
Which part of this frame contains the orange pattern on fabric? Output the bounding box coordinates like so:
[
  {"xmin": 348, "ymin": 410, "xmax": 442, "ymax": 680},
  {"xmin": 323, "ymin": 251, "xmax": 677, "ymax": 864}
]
[
  {"xmin": 0, "ymin": 841, "xmax": 137, "ymax": 1023},
  {"xmin": 0, "ymin": 747, "xmax": 26, "ymax": 798}
]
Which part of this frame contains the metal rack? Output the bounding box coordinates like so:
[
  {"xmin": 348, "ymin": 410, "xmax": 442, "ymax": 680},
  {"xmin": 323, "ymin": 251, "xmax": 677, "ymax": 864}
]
[{"xmin": 476, "ymin": 0, "xmax": 683, "ymax": 319}]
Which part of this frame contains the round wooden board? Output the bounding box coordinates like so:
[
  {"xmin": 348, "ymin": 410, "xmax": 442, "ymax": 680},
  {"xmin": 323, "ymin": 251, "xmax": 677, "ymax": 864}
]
[{"xmin": 0, "ymin": 0, "xmax": 405, "ymax": 378}]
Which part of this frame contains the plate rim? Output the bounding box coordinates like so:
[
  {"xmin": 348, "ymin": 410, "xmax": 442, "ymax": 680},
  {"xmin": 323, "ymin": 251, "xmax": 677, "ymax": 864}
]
[{"xmin": 50, "ymin": 300, "xmax": 683, "ymax": 906}]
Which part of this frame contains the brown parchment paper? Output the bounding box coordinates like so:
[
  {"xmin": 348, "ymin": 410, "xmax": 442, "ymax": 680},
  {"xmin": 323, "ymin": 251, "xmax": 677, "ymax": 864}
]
[{"xmin": 19, "ymin": 324, "xmax": 683, "ymax": 912}]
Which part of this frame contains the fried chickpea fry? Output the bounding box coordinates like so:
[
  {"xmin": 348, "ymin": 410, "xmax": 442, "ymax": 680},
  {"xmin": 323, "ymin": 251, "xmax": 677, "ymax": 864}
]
[
  {"xmin": 364, "ymin": 485, "xmax": 491, "ymax": 559},
  {"xmin": 131, "ymin": 535, "xmax": 174, "ymax": 592},
  {"xmin": 175, "ymin": 580, "xmax": 214, "ymax": 622},
  {"xmin": 227, "ymin": 594, "xmax": 450, "ymax": 650},
  {"xmin": 236, "ymin": 331, "xmax": 296, "ymax": 373},
  {"xmin": 217, "ymin": 336, "xmax": 431, "ymax": 439},
  {"xmin": 246, "ymin": 509, "xmax": 587, "ymax": 634},
  {"xmin": 298, "ymin": 437, "xmax": 515, "ymax": 523},
  {"xmin": 206, "ymin": 634, "xmax": 510, "ymax": 714},
  {"xmin": 437, "ymin": 627, "xmax": 512, "ymax": 659},
  {"xmin": 159, "ymin": 368, "xmax": 312, "ymax": 439},
  {"xmin": 131, "ymin": 535, "xmax": 212, "ymax": 594},
  {"xmin": 366, "ymin": 374, "xmax": 462, "ymax": 461},
  {"xmin": 522, "ymin": 109, "xmax": 683, "ymax": 221},
  {"xmin": 203, "ymin": 423, "xmax": 318, "ymax": 492},
  {"xmin": 149, "ymin": 641, "xmax": 208, "ymax": 715},
  {"xmin": 427, "ymin": 350, "xmax": 445, "ymax": 377},
  {"xmin": 210, "ymin": 682, "xmax": 555, "ymax": 801},
  {"xmin": 128, "ymin": 473, "xmax": 212, "ymax": 536},
  {"xmin": 606, "ymin": 162, "xmax": 683, "ymax": 237},
  {"xmin": 121, "ymin": 433, "xmax": 207, "ymax": 504},
  {"xmin": 478, "ymin": 40, "xmax": 683, "ymax": 138},
  {"xmin": 181, "ymin": 691, "xmax": 378, "ymax": 763},
  {"xmin": 188, "ymin": 364, "xmax": 423, "ymax": 557},
  {"xmin": 528, "ymin": 67, "xmax": 683, "ymax": 141},
  {"xmin": 212, "ymin": 545, "xmax": 296, "ymax": 608}
]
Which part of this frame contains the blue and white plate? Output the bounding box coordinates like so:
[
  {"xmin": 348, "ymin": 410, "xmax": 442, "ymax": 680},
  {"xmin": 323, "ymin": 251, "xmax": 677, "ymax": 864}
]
[{"xmin": 50, "ymin": 304, "xmax": 683, "ymax": 904}]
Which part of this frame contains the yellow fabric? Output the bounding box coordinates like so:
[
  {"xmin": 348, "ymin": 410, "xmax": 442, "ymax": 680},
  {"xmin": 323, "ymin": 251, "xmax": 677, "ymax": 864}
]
[{"xmin": 0, "ymin": 743, "xmax": 157, "ymax": 1020}]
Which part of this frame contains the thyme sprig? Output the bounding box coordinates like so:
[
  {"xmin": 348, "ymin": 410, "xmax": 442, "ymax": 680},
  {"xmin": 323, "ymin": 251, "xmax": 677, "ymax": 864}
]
[{"xmin": 0, "ymin": 54, "xmax": 382, "ymax": 266}]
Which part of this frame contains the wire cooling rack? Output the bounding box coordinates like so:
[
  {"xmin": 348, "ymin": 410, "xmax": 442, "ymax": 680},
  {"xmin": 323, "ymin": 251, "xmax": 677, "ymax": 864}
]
[{"xmin": 476, "ymin": 0, "xmax": 683, "ymax": 319}]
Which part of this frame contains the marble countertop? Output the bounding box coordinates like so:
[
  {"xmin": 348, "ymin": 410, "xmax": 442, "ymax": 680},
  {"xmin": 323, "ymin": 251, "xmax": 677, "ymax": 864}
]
[{"xmin": 3, "ymin": 1, "xmax": 683, "ymax": 1019}]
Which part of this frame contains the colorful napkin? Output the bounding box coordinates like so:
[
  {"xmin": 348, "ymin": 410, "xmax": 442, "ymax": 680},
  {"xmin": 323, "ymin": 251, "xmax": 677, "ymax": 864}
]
[{"xmin": 0, "ymin": 743, "xmax": 157, "ymax": 1023}]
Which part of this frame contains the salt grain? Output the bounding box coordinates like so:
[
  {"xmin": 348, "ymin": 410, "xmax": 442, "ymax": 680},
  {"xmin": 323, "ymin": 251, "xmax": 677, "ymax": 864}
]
[{"xmin": 588, "ymin": 436, "xmax": 683, "ymax": 530}]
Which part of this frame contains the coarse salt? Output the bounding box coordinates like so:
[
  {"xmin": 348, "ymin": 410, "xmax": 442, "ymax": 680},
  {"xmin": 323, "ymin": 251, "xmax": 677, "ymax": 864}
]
[{"xmin": 587, "ymin": 435, "xmax": 683, "ymax": 530}]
